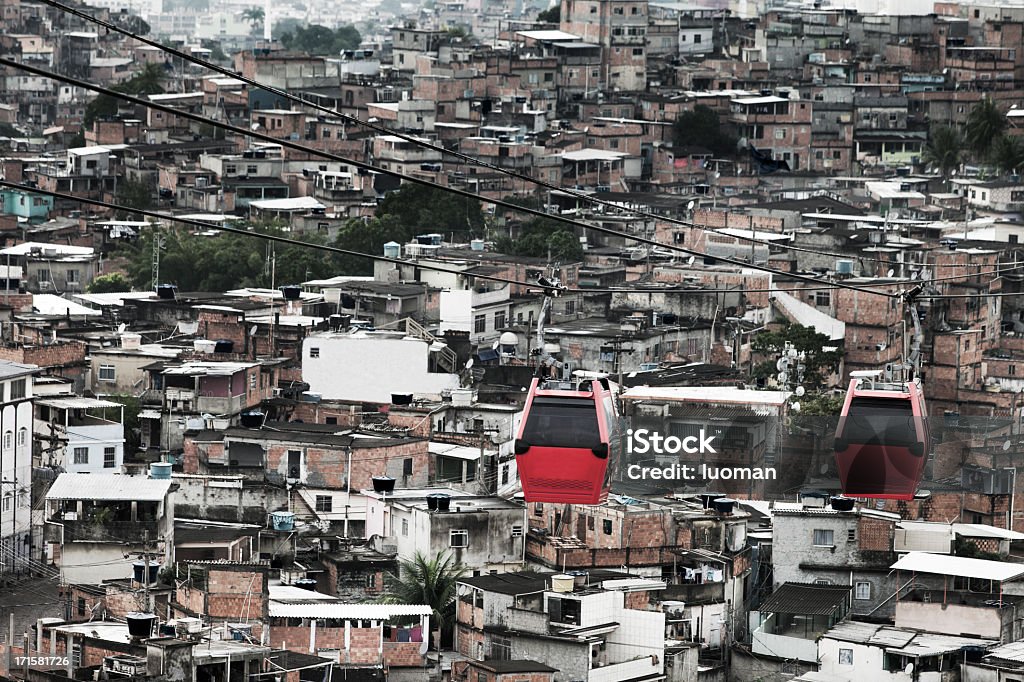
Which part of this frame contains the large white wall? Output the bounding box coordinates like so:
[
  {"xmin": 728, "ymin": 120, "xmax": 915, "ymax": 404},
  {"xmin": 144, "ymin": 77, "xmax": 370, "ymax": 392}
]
[{"xmin": 302, "ymin": 333, "xmax": 460, "ymax": 403}]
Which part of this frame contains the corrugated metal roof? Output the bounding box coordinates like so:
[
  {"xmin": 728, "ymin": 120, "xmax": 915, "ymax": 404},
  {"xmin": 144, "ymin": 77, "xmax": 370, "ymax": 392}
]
[
  {"xmin": 269, "ymin": 585, "xmax": 338, "ymax": 602},
  {"xmin": 268, "ymin": 602, "xmax": 432, "ymax": 619},
  {"xmin": 758, "ymin": 583, "xmax": 850, "ymax": 616},
  {"xmin": 45, "ymin": 473, "xmax": 171, "ymax": 502},
  {"xmin": 952, "ymin": 523, "xmax": 1024, "ymax": 540},
  {"xmin": 0, "ymin": 361, "xmax": 38, "ymax": 379},
  {"xmin": 824, "ymin": 622, "xmax": 996, "ymax": 655},
  {"xmin": 985, "ymin": 641, "xmax": 1024, "ymax": 663},
  {"xmin": 890, "ymin": 552, "xmax": 1024, "ymax": 582},
  {"xmin": 36, "ymin": 396, "xmax": 123, "ymax": 409}
]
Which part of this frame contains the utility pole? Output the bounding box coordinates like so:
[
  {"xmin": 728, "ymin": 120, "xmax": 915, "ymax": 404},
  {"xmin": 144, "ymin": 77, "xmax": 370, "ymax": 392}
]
[
  {"xmin": 128, "ymin": 531, "xmax": 159, "ymax": 613},
  {"xmin": 151, "ymin": 223, "xmax": 164, "ymax": 291}
]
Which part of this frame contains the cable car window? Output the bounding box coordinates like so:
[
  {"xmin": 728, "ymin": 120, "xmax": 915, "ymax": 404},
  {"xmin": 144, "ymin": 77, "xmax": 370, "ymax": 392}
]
[
  {"xmin": 841, "ymin": 398, "xmax": 916, "ymax": 446},
  {"xmin": 521, "ymin": 397, "xmax": 602, "ymax": 449}
]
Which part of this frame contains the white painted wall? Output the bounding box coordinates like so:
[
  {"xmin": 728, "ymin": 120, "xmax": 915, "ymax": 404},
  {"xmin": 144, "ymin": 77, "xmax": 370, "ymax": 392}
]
[
  {"xmin": 440, "ymin": 290, "xmax": 473, "ymax": 333},
  {"xmin": 65, "ymin": 423, "xmax": 125, "ymax": 474},
  {"xmin": 0, "ymin": 377, "xmax": 34, "ymax": 568},
  {"xmin": 302, "ymin": 333, "xmax": 460, "ymax": 403}
]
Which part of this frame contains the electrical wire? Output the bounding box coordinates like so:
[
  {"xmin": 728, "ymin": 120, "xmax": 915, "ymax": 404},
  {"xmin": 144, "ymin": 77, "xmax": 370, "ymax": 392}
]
[
  {"xmin": 0, "ymin": 57, "xmax": 902, "ymax": 300},
  {"xmin": 29, "ymin": 0, "xmax": 993, "ymax": 271}
]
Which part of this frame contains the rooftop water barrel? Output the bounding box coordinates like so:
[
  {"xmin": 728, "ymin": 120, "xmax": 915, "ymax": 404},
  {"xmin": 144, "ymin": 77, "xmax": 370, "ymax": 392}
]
[
  {"xmin": 270, "ymin": 511, "xmax": 295, "ymax": 531},
  {"xmin": 126, "ymin": 613, "xmax": 156, "ymax": 639},
  {"xmin": 383, "ymin": 242, "xmax": 401, "ymax": 259},
  {"xmin": 132, "ymin": 561, "xmax": 160, "ymax": 584},
  {"xmin": 713, "ymin": 498, "xmax": 736, "ymax": 514},
  {"xmin": 156, "ymin": 284, "xmax": 176, "ymax": 300},
  {"xmin": 435, "ymin": 494, "xmax": 451, "ymax": 512},
  {"xmin": 426, "ymin": 493, "xmax": 445, "ymax": 511},
  {"xmin": 239, "ymin": 411, "xmax": 264, "ymax": 428},
  {"xmin": 551, "ymin": 575, "xmax": 574, "ymax": 593},
  {"xmin": 120, "ymin": 333, "xmax": 142, "ymax": 350},
  {"xmin": 700, "ymin": 493, "xmax": 724, "ymax": 509},
  {"xmin": 280, "ymin": 285, "xmax": 301, "ymax": 300},
  {"xmin": 372, "ymin": 476, "xmax": 395, "ymax": 494},
  {"xmin": 149, "ymin": 463, "xmax": 172, "ymax": 480},
  {"xmin": 194, "ymin": 339, "xmax": 217, "ymax": 354},
  {"xmin": 213, "ymin": 339, "xmax": 234, "ymax": 353},
  {"xmin": 294, "ymin": 578, "xmax": 317, "ymax": 591},
  {"xmin": 391, "ymin": 393, "xmax": 413, "ymax": 405},
  {"xmin": 830, "ymin": 496, "xmax": 856, "ymax": 512},
  {"xmin": 470, "ymin": 239, "xmax": 485, "ymax": 251}
]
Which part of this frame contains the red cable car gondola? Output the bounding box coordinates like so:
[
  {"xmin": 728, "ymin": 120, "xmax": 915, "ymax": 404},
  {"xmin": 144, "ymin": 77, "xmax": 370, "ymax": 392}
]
[
  {"xmin": 833, "ymin": 371, "xmax": 930, "ymax": 500},
  {"xmin": 514, "ymin": 376, "xmax": 620, "ymax": 505}
]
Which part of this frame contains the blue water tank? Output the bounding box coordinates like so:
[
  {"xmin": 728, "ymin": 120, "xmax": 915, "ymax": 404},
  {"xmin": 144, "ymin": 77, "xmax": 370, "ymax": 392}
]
[
  {"xmin": 150, "ymin": 463, "xmax": 172, "ymax": 480},
  {"xmin": 270, "ymin": 511, "xmax": 295, "ymax": 531},
  {"xmin": 383, "ymin": 242, "xmax": 401, "ymax": 259}
]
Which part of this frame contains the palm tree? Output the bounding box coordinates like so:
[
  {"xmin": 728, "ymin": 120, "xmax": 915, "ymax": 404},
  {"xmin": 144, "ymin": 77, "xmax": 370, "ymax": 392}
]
[
  {"xmin": 383, "ymin": 551, "xmax": 467, "ymax": 649},
  {"xmin": 965, "ymin": 97, "xmax": 1007, "ymax": 161},
  {"xmin": 990, "ymin": 135, "xmax": 1024, "ymax": 177},
  {"xmin": 242, "ymin": 7, "xmax": 265, "ymax": 32},
  {"xmin": 128, "ymin": 62, "xmax": 165, "ymax": 96},
  {"xmin": 922, "ymin": 125, "xmax": 962, "ymax": 178}
]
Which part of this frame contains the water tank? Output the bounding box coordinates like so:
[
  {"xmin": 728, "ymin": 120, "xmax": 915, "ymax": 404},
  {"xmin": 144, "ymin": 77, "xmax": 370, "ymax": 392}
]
[
  {"xmin": 228, "ymin": 623, "xmax": 252, "ymax": 641},
  {"xmin": 149, "ymin": 462, "xmax": 172, "ymax": 480},
  {"xmin": 700, "ymin": 493, "xmax": 724, "ymax": 509},
  {"xmin": 383, "ymin": 241, "xmax": 401, "ymax": 259},
  {"xmin": 372, "ymin": 476, "xmax": 395, "ymax": 494},
  {"xmin": 470, "ymin": 239, "xmax": 485, "ymax": 251},
  {"xmin": 120, "ymin": 333, "xmax": 142, "ymax": 350},
  {"xmin": 270, "ymin": 511, "xmax": 295, "ymax": 531},
  {"xmin": 214, "ymin": 339, "xmax": 234, "ymax": 353},
  {"xmin": 239, "ymin": 411, "xmax": 264, "ymax": 428},
  {"xmin": 194, "ymin": 339, "xmax": 217, "ymax": 354},
  {"xmin": 132, "ymin": 561, "xmax": 160, "ymax": 584},
  {"xmin": 835, "ymin": 259, "xmax": 854, "ymax": 275},
  {"xmin": 280, "ymin": 285, "xmax": 301, "ymax": 300},
  {"xmin": 830, "ymin": 496, "xmax": 856, "ymax": 512},
  {"xmin": 391, "ymin": 393, "xmax": 413, "ymax": 405},
  {"xmin": 125, "ymin": 613, "xmax": 156, "ymax": 639},
  {"xmin": 156, "ymin": 284, "xmax": 177, "ymax": 300},
  {"xmin": 435, "ymin": 494, "xmax": 451, "ymax": 512},
  {"xmin": 713, "ymin": 498, "xmax": 736, "ymax": 514},
  {"xmin": 551, "ymin": 575, "xmax": 574, "ymax": 593},
  {"xmin": 294, "ymin": 578, "xmax": 317, "ymax": 591}
]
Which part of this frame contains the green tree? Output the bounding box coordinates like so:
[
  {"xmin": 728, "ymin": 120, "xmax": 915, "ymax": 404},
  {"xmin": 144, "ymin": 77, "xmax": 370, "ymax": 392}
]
[
  {"xmin": 114, "ymin": 180, "xmax": 154, "ymax": 220},
  {"xmin": 242, "ymin": 7, "xmax": 265, "ymax": 33},
  {"xmin": 105, "ymin": 394, "xmax": 143, "ymax": 454},
  {"xmin": 279, "ymin": 24, "xmax": 362, "ymax": 55},
  {"xmin": 495, "ymin": 216, "xmax": 582, "ymax": 261},
  {"xmin": 965, "ymin": 97, "xmax": 1007, "ymax": 161},
  {"xmin": 922, "ymin": 125, "xmax": 962, "ymax": 178},
  {"xmin": 750, "ymin": 323, "xmax": 842, "ymax": 388},
  {"xmin": 537, "ymin": 5, "xmax": 560, "ymax": 23},
  {"xmin": 383, "ymin": 551, "xmax": 466, "ymax": 649},
  {"xmin": 273, "ymin": 17, "xmax": 305, "ymax": 37},
  {"xmin": 84, "ymin": 63, "xmax": 166, "ymax": 128},
  {"xmin": 991, "ymin": 135, "xmax": 1024, "ymax": 176},
  {"xmin": 88, "ymin": 273, "xmax": 134, "ymax": 293},
  {"xmin": 376, "ymin": 183, "xmax": 485, "ymax": 239},
  {"xmin": 672, "ymin": 105, "xmax": 737, "ymax": 157}
]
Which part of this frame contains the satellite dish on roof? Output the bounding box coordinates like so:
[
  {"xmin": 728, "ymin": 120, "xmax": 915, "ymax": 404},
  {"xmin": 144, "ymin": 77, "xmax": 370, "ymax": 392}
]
[
  {"xmin": 1004, "ymin": 440, "xmax": 1012, "ymax": 452},
  {"xmin": 465, "ymin": 358, "xmax": 474, "ymax": 369},
  {"xmin": 687, "ymin": 200, "xmax": 695, "ymax": 211},
  {"xmin": 687, "ymin": 256, "xmax": 696, "ymax": 266},
  {"xmin": 887, "ymin": 269, "xmax": 895, "ymax": 278},
  {"xmin": 796, "ymin": 386, "xmax": 806, "ymax": 397},
  {"xmin": 117, "ymin": 323, "xmax": 126, "ymax": 334},
  {"xmin": 904, "ymin": 664, "xmax": 914, "ymax": 675}
]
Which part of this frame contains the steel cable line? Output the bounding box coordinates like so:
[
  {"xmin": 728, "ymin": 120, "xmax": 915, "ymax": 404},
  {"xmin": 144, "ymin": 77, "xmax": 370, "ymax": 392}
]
[
  {"xmin": 0, "ymin": 57, "xmax": 902, "ymax": 299},
  {"xmin": 0, "ymin": 180, "xmax": 946, "ymax": 298},
  {"xmin": 30, "ymin": 0, "xmax": 996, "ymax": 270}
]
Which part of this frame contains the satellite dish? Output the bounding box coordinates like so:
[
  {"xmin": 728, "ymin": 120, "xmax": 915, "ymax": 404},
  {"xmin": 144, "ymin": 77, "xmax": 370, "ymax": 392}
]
[
  {"xmin": 687, "ymin": 200, "xmax": 695, "ymax": 211},
  {"xmin": 1004, "ymin": 440, "xmax": 1012, "ymax": 452},
  {"xmin": 249, "ymin": 326, "xmax": 259, "ymax": 336},
  {"xmin": 492, "ymin": 340, "xmax": 500, "ymax": 350},
  {"xmin": 904, "ymin": 664, "xmax": 914, "ymax": 675},
  {"xmin": 796, "ymin": 386, "xmax": 806, "ymax": 397},
  {"xmin": 776, "ymin": 358, "xmax": 789, "ymax": 371},
  {"xmin": 792, "ymin": 402, "xmax": 800, "ymax": 413},
  {"xmin": 778, "ymin": 371, "xmax": 789, "ymax": 383},
  {"xmin": 820, "ymin": 462, "xmax": 829, "ymax": 474},
  {"xmin": 687, "ymin": 256, "xmax": 695, "ymax": 266},
  {"xmin": 887, "ymin": 269, "xmax": 895, "ymax": 278},
  {"xmin": 117, "ymin": 323, "xmax": 127, "ymax": 334},
  {"xmin": 466, "ymin": 358, "xmax": 474, "ymax": 369}
]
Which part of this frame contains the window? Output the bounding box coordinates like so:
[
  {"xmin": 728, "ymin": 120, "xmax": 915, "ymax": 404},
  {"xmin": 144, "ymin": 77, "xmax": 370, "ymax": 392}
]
[
  {"xmin": 814, "ymin": 578, "xmax": 832, "ymax": 585},
  {"xmin": 250, "ymin": 373, "xmax": 256, "ymax": 390},
  {"xmin": 632, "ymin": 47, "xmax": 643, "ymax": 56},
  {"xmin": 98, "ymin": 364, "xmax": 116, "ymax": 382},
  {"xmin": 3, "ymin": 431, "xmax": 11, "ymax": 449},
  {"xmin": 694, "ymin": 33, "xmax": 701, "ymax": 43},
  {"xmin": 315, "ymin": 495, "xmax": 333, "ymax": 512},
  {"xmin": 326, "ymin": 416, "xmax": 338, "ymax": 425},
  {"xmin": 1, "ymin": 495, "xmax": 10, "ymax": 511},
  {"xmin": 815, "ymin": 291, "xmax": 830, "ymax": 306},
  {"xmin": 494, "ymin": 310, "xmax": 506, "ymax": 329},
  {"xmin": 548, "ymin": 596, "xmax": 581, "ymax": 625},
  {"xmin": 225, "ymin": 165, "xmax": 236, "ymax": 175},
  {"xmin": 501, "ymin": 465, "xmax": 509, "ymax": 486},
  {"xmin": 246, "ymin": 165, "xmax": 258, "ymax": 174},
  {"xmin": 534, "ymin": 502, "xmax": 543, "ymax": 516},
  {"xmin": 1011, "ymin": 366, "xmax": 1017, "ymax": 376},
  {"xmin": 77, "ymin": 597, "xmax": 86, "ymax": 616},
  {"xmin": 839, "ymin": 648, "xmax": 853, "ymax": 665},
  {"xmin": 73, "ymin": 447, "xmax": 89, "ymax": 464},
  {"xmin": 403, "ymin": 458, "xmax": 413, "ymax": 476},
  {"xmin": 474, "ymin": 315, "xmax": 486, "ymax": 333},
  {"xmin": 66, "ymin": 270, "xmax": 79, "ymax": 283},
  {"xmin": 309, "ymin": 347, "xmax": 320, "ymax": 358},
  {"xmin": 848, "ymin": 528, "xmax": 856, "ymax": 542},
  {"xmin": 288, "ymin": 450, "xmax": 302, "ymax": 479},
  {"xmin": 401, "ymin": 519, "xmax": 409, "ymax": 536},
  {"xmin": 450, "ymin": 529, "xmax": 469, "ymax": 548},
  {"xmin": 10, "ymin": 378, "xmax": 25, "ymax": 400},
  {"xmin": 855, "ymin": 582, "xmax": 871, "ymax": 600},
  {"xmin": 17, "ymin": 428, "xmax": 26, "ymax": 447},
  {"xmin": 104, "ymin": 447, "xmax": 116, "ymax": 468},
  {"xmin": 511, "ymin": 525, "xmax": 524, "ymax": 537},
  {"xmin": 603, "ymin": 519, "xmax": 613, "ymax": 535},
  {"xmin": 813, "ymin": 529, "xmax": 834, "ymax": 546}
]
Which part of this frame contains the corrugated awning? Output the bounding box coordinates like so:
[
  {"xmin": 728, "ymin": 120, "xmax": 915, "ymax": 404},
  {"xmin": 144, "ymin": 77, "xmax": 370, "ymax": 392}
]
[
  {"xmin": 139, "ymin": 409, "xmax": 162, "ymax": 419},
  {"xmin": 758, "ymin": 583, "xmax": 851, "ymax": 616}
]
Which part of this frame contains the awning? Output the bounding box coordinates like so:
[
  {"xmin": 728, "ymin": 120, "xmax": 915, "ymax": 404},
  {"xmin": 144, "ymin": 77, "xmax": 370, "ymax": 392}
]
[
  {"xmin": 139, "ymin": 409, "xmax": 162, "ymax": 419},
  {"xmin": 890, "ymin": 551, "xmax": 1024, "ymax": 582},
  {"xmin": 758, "ymin": 583, "xmax": 851, "ymax": 616}
]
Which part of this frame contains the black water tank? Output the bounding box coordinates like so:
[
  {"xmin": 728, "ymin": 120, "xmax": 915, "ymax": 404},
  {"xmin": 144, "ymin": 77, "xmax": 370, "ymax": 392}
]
[
  {"xmin": 157, "ymin": 284, "xmax": 177, "ymax": 299},
  {"xmin": 713, "ymin": 498, "xmax": 735, "ymax": 514},
  {"xmin": 700, "ymin": 493, "xmax": 724, "ymax": 509},
  {"xmin": 281, "ymin": 285, "xmax": 301, "ymax": 300},
  {"xmin": 436, "ymin": 494, "xmax": 451, "ymax": 512},
  {"xmin": 830, "ymin": 496, "xmax": 856, "ymax": 512},
  {"xmin": 295, "ymin": 578, "xmax": 317, "ymax": 591},
  {"xmin": 240, "ymin": 411, "xmax": 264, "ymax": 428},
  {"xmin": 391, "ymin": 394, "xmax": 413, "ymax": 405},
  {"xmin": 126, "ymin": 613, "xmax": 156, "ymax": 639},
  {"xmin": 214, "ymin": 339, "xmax": 234, "ymax": 353},
  {"xmin": 372, "ymin": 476, "xmax": 395, "ymax": 494},
  {"xmin": 426, "ymin": 494, "xmax": 441, "ymax": 511}
]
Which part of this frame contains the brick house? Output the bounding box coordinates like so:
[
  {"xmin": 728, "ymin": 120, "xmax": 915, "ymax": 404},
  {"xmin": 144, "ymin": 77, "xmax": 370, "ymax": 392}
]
[{"xmin": 452, "ymin": 659, "xmax": 556, "ymax": 682}]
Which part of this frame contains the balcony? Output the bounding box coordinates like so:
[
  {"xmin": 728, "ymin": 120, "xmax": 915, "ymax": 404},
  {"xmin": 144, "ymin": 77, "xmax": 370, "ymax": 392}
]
[
  {"xmin": 663, "ymin": 581, "xmax": 725, "ymax": 604},
  {"xmin": 751, "ymin": 613, "xmax": 820, "ymax": 664},
  {"xmin": 589, "ymin": 656, "xmax": 662, "ymax": 682}
]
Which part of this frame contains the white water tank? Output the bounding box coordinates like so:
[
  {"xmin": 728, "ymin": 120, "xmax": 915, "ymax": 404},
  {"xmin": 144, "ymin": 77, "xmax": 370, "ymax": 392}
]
[
  {"xmin": 551, "ymin": 575, "xmax": 574, "ymax": 593},
  {"xmin": 120, "ymin": 332, "xmax": 142, "ymax": 350}
]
